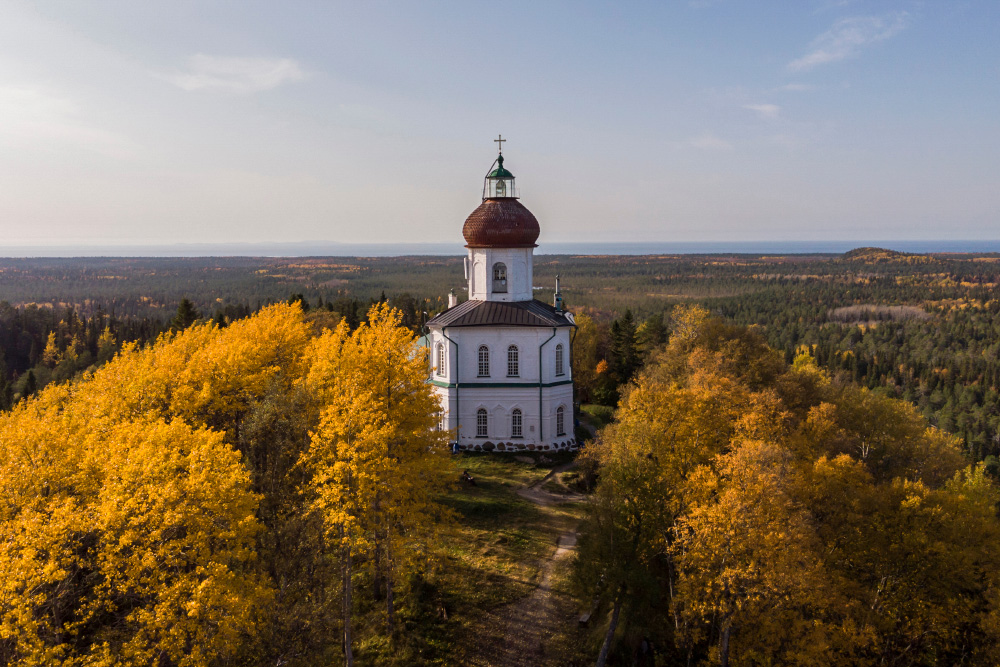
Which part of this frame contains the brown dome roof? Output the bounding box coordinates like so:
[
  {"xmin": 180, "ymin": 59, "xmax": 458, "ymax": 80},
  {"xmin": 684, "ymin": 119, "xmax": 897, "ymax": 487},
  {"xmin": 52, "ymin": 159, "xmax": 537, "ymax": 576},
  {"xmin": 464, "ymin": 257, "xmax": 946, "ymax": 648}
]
[{"xmin": 462, "ymin": 198, "xmax": 540, "ymax": 248}]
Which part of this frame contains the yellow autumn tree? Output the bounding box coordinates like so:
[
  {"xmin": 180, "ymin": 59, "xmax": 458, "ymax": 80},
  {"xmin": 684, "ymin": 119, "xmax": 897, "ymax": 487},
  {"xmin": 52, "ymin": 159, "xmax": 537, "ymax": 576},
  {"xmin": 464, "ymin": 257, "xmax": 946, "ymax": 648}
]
[
  {"xmin": 578, "ymin": 354, "xmax": 759, "ymax": 665},
  {"xmin": 571, "ymin": 313, "xmax": 602, "ymax": 403},
  {"xmin": 41, "ymin": 330, "xmax": 61, "ymax": 367},
  {"xmin": 0, "ymin": 303, "xmax": 317, "ymax": 666},
  {"xmin": 303, "ymin": 303, "xmax": 451, "ymax": 663},
  {"xmin": 672, "ymin": 440, "xmax": 844, "ymax": 666},
  {"xmin": 0, "ymin": 391, "xmax": 265, "ymax": 666},
  {"xmin": 96, "ymin": 325, "xmax": 117, "ymax": 364}
]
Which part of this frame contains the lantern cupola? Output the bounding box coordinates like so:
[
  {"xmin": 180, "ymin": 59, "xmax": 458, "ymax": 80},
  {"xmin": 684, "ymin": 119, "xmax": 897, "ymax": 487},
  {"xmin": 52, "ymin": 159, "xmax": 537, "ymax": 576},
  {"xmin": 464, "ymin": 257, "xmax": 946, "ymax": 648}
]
[{"xmin": 483, "ymin": 153, "xmax": 517, "ymax": 199}]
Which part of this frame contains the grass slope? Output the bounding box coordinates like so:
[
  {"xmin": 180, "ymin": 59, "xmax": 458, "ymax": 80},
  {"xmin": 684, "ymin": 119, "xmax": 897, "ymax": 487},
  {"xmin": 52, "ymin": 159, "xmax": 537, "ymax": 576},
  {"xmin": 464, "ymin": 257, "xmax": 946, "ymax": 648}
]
[{"xmin": 399, "ymin": 452, "xmax": 589, "ymax": 666}]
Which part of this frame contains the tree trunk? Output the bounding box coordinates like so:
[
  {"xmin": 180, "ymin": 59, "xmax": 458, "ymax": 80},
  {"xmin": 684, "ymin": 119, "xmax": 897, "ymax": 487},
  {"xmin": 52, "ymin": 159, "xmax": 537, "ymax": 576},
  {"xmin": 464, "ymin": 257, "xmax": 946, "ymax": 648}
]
[
  {"xmin": 596, "ymin": 588, "xmax": 623, "ymax": 667},
  {"xmin": 385, "ymin": 536, "xmax": 396, "ymax": 639},
  {"xmin": 373, "ymin": 532, "xmax": 384, "ymax": 601},
  {"xmin": 341, "ymin": 532, "xmax": 354, "ymax": 667},
  {"xmin": 719, "ymin": 618, "xmax": 732, "ymax": 667}
]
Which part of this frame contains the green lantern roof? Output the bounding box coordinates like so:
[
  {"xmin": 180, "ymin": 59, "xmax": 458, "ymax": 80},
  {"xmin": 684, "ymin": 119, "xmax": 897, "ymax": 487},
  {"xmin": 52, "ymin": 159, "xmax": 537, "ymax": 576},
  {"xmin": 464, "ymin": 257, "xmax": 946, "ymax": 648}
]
[{"xmin": 487, "ymin": 154, "xmax": 514, "ymax": 179}]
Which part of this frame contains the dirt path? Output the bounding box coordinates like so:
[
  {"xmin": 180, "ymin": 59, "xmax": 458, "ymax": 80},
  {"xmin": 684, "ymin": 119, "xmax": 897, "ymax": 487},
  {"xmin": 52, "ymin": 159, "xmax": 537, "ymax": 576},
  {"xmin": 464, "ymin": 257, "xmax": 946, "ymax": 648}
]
[
  {"xmin": 516, "ymin": 460, "xmax": 585, "ymax": 506},
  {"xmin": 491, "ymin": 530, "xmax": 578, "ymax": 666},
  {"xmin": 470, "ymin": 462, "xmax": 583, "ymax": 667}
]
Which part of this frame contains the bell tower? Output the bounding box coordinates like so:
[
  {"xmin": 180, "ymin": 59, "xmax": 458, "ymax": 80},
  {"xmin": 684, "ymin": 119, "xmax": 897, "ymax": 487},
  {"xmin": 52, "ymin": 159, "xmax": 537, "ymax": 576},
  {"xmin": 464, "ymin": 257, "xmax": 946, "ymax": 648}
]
[{"xmin": 462, "ymin": 136, "xmax": 539, "ymax": 303}]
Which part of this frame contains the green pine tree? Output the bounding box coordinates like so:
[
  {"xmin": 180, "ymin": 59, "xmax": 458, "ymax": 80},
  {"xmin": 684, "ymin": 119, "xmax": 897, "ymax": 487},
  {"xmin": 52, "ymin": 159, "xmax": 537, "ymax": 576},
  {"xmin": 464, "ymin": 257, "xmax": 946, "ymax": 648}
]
[
  {"xmin": 611, "ymin": 309, "xmax": 640, "ymax": 385},
  {"xmin": 172, "ymin": 298, "xmax": 200, "ymax": 331}
]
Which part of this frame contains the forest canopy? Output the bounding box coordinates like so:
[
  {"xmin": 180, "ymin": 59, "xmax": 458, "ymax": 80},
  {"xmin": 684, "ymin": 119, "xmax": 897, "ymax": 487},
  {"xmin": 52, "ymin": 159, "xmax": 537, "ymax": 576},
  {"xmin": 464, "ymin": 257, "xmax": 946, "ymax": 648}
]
[{"xmin": 576, "ymin": 306, "xmax": 1000, "ymax": 666}]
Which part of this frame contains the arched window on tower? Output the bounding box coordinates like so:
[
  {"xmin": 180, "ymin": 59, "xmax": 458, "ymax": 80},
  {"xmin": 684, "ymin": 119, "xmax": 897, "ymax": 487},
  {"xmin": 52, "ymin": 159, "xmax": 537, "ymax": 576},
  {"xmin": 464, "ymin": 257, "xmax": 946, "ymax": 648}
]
[
  {"xmin": 556, "ymin": 406, "xmax": 566, "ymax": 436},
  {"xmin": 493, "ymin": 263, "xmax": 507, "ymax": 293},
  {"xmin": 507, "ymin": 345, "xmax": 519, "ymax": 377},
  {"xmin": 436, "ymin": 343, "xmax": 446, "ymax": 376},
  {"xmin": 476, "ymin": 408, "xmax": 488, "ymax": 438},
  {"xmin": 511, "ymin": 409, "xmax": 522, "ymax": 438},
  {"xmin": 478, "ymin": 345, "xmax": 490, "ymax": 377},
  {"xmin": 555, "ymin": 344, "xmax": 565, "ymax": 376}
]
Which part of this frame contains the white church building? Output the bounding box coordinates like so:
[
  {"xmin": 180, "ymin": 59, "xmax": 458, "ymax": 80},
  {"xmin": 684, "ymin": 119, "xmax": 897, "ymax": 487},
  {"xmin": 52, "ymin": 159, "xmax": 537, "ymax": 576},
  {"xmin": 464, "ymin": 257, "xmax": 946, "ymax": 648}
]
[{"xmin": 426, "ymin": 145, "xmax": 577, "ymax": 452}]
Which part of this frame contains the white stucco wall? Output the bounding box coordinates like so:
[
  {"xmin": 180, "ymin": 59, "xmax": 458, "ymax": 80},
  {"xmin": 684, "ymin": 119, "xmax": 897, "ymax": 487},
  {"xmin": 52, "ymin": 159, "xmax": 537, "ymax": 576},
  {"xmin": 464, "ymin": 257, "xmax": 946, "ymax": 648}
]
[
  {"xmin": 467, "ymin": 248, "xmax": 535, "ymax": 301},
  {"xmin": 429, "ymin": 326, "xmax": 571, "ymax": 384},
  {"xmin": 428, "ymin": 325, "xmax": 576, "ymax": 451}
]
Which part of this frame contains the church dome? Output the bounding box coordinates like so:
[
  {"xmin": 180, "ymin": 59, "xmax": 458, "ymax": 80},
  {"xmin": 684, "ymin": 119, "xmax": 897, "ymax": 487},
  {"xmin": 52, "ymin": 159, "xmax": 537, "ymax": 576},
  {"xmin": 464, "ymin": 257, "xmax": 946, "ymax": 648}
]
[
  {"xmin": 463, "ymin": 198, "xmax": 540, "ymax": 248},
  {"xmin": 464, "ymin": 148, "xmax": 540, "ymax": 248}
]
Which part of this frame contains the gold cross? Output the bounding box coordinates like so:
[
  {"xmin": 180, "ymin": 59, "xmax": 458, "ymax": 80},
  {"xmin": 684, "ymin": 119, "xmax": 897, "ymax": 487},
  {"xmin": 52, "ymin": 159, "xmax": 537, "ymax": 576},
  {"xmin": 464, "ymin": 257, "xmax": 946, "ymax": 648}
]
[{"xmin": 494, "ymin": 134, "xmax": 506, "ymax": 155}]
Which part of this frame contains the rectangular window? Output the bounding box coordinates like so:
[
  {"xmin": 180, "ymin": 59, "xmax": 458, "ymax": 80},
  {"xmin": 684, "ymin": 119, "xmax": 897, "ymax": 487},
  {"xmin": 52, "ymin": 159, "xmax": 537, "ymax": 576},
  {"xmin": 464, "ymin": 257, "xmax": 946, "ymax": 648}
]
[
  {"xmin": 478, "ymin": 346, "xmax": 490, "ymax": 377},
  {"xmin": 507, "ymin": 346, "xmax": 519, "ymax": 377},
  {"xmin": 556, "ymin": 407, "xmax": 566, "ymax": 437},
  {"xmin": 476, "ymin": 409, "xmax": 488, "ymax": 438}
]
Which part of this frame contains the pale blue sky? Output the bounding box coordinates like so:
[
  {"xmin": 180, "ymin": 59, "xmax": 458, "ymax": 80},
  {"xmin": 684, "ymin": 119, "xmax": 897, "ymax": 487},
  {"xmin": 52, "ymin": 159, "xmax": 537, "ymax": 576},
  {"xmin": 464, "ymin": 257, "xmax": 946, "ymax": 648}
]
[{"xmin": 0, "ymin": 1, "xmax": 997, "ymax": 246}]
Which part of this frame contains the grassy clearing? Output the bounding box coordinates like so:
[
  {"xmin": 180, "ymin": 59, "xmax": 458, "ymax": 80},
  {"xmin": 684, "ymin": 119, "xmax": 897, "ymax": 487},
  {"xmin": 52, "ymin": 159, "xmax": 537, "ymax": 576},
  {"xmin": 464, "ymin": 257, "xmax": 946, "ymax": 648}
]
[
  {"xmin": 417, "ymin": 453, "xmax": 584, "ymax": 663},
  {"xmin": 580, "ymin": 404, "xmax": 615, "ymax": 429},
  {"xmin": 357, "ymin": 452, "xmax": 590, "ymax": 665},
  {"xmin": 439, "ymin": 455, "xmax": 552, "ymax": 605}
]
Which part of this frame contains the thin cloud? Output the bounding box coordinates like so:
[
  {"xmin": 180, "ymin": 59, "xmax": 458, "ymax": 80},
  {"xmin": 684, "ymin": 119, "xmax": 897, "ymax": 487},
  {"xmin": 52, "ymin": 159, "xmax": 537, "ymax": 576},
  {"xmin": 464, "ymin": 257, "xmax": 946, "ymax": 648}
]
[
  {"xmin": 744, "ymin": 103, "xmax": 780, "ymax": 119},
  {"xmin": 788, "ymin": 12, "xmax": 910, "ymax": 72},
  {"xmin": 163, "ymin": 55, "xmax": 306, "ymax": 93},
  {"xmin": 690, "ymin": 133, "xmax": 733, "ymax": 151},
  {"xmin": 0, "ymin": 85, "xmax": 139, "ymax": 158}
]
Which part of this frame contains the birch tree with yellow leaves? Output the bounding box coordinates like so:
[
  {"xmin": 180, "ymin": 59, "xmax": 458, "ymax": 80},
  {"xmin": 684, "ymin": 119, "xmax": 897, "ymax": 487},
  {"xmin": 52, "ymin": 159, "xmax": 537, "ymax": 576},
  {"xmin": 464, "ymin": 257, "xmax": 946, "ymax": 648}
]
[
  {"xmin": 0, "ymin": 388, "xmax": 265, "ymax": 666},
  {"xmin": 303, "ymin": 304, "xmax": 451, "ymax": 664}
]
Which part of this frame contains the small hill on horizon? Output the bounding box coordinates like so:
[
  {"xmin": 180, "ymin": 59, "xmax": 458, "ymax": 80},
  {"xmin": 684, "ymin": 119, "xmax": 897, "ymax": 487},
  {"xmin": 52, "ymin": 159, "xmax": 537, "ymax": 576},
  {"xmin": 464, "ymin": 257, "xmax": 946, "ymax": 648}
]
[{"xmin": 842, "ymin": 247, "xmax": 933, "ymax": 263}]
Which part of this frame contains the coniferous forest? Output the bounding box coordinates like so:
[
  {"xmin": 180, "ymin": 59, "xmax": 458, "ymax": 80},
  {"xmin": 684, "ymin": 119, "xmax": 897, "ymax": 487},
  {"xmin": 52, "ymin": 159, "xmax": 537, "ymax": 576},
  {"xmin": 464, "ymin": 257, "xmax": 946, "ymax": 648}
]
[{"xmin": 5, "ymin": 249, "xmax": 1000, "ymax": 665}]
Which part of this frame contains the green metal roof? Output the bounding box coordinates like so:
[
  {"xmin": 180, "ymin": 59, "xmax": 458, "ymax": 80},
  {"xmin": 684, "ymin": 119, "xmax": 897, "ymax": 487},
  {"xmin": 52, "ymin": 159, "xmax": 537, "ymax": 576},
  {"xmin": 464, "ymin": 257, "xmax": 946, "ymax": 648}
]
[{"xmin": 487, "ymin": 154, "xmax": 514, "ymax": 179}]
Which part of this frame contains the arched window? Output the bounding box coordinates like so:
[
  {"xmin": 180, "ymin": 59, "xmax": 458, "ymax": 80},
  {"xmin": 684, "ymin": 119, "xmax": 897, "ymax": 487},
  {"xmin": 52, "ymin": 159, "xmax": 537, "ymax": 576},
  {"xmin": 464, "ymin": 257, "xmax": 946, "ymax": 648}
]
[
  {"xmin": 478, "ymin": 345, "xmax": 490, "ymax": 377},
  {"xmin": 476, "ymin": 408, "xmax": 488, "ymax": 438},
  {"xmin": 493, "ymin": 262, "xmax": 508, "ymax": 293},
  {"xmin": 511, "ymin": 409, "xmax": 522, "ymax": 438},
  {"xmin": 436, "ymin": 343, "xmax": 446, "ymax": 376},
  {"xmin": 556, "ymin": 406, "xmax": 566, "ymax": 436},
  {"xmin": 555, "ymin": 343, "xmax": 565, "ymax": 376},
  {"xmin": 507, "ymin": 345, "xmax": 519, "ymax": 377}
]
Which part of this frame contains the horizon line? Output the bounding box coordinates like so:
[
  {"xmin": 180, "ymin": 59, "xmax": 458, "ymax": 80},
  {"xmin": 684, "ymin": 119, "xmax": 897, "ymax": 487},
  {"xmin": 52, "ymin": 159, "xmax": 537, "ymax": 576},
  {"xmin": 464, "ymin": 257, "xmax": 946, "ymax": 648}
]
[{"xmin": 3, "ymin": 239, "xmax": 1000, "ymax": 259}]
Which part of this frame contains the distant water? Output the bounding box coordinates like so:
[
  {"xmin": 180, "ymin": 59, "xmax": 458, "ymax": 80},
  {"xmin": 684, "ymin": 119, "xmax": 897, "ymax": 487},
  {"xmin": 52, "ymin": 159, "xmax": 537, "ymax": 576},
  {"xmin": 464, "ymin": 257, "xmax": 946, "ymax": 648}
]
[
  {"xmin": 4, "ymin": 240, "xmax": 1000, "ymax": 258},
  {"xmin": 540, "ymin": 241, "xmax": 1000, "ymax": 255}
]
